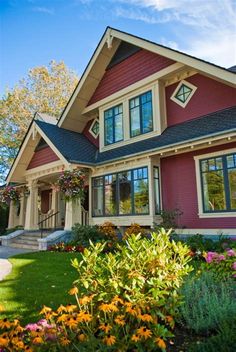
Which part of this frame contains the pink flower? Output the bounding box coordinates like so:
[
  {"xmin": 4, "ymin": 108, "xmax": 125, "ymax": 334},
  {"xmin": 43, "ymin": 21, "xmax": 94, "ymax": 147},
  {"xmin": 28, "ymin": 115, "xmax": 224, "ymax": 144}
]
[
  {"xmin": 217, "ymin": 255, "xmax": 225, "ymax": 261},
  {"xmin": 25, "ymin": 323, "xmax": 42, "ymax": 331},
  {"xmin": 227, "ymin": 249, "xmax": 236, "ymax": 257},
  {"xmin": 205, "ymin": 251, "xmax": 218, "ymax": 263},
  {"xmin": 232, "ymin": 262, "xmax": 236, "ymax": 270}
]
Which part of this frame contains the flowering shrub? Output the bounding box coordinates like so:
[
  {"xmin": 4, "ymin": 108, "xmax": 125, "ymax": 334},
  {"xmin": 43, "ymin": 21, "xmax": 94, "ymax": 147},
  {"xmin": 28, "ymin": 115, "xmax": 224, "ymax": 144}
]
[
  {"xmin": 54, "ymin": 168, "xmax": 86, "ymax": 201},
  {"xmin": 48, "ymin": 242, "xmax": 84, "ymax": 253},
  {"xmin": 123, "ymin": 223, "xmax": 147, "ymax": 240},
  {"xmin": 98, "ymin": 221, "xmax": 118, "ymax": 241},
  {"xmin": 203, "ymin": 249, "xmax": 236, "ymax": 279},
  {"xmin": 0, "ymin": 186, "xmax": 20, "ymax": 205}
]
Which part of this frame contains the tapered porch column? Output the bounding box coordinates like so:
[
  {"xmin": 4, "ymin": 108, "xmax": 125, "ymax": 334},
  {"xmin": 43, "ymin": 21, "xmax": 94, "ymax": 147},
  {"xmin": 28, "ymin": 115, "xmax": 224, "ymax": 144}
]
[
  {"xmin": 8, "ymin": 201, "xmax": 16, "ymax": 229},
  {"xmin": 19, "ymin": 194, "xmax": 26, "ymax": 227},
  {"xmin": 24, "ymin": 180, "xmax": 39, "ymax": 230},
  {"xmin": 64, "ymin": 198, "xmax": 82, "ymax": 231},
  {"xmin": 51, "ymin": 188, "xmax": 60, "ymax": 227}
]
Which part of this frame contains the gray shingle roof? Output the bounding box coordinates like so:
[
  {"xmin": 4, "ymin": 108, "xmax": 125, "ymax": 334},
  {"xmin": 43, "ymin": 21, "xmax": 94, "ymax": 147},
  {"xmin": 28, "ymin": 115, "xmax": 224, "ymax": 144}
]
[{"xmin": 36, "ymin": 106, "xmax": 236, "ymax": 166}]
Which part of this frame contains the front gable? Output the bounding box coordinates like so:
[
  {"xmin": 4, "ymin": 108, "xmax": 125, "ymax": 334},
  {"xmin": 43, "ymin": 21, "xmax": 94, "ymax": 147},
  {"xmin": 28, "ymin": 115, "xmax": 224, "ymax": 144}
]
[{"xmin": 27, "ymin": 138, "xmax": 59, "ymax": 170}]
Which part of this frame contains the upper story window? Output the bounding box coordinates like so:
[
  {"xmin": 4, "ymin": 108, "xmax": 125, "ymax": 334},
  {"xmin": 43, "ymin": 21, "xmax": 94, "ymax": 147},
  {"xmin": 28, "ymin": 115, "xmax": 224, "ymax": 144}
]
[
  {"xmin": 89, "ymin": 119, "xmax": 99, "ymax": 138},
  {"xmin": 171, "ymin": 79, "xmax": 197, "ymax": 108},
  {"xmin": 104, "ymin": 104, "xmax": 123, "ymax": 145},
  {"xmin": 200, "ymin": 153, "xmax": 236, "ymax": 213},
  {"xmin": 129, "ymin": 91, "xmax": 153, "ymax": 137}
]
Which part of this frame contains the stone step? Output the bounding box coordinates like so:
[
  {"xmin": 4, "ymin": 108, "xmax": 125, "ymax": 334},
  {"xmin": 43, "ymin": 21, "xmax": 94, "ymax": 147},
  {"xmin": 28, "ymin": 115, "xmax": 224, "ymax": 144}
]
[
  {"xmin": 14, "ymin": 235, "xmax": 46, "ymax": 241},
  {"xmin": 11, "ymin": 239, "xmax": 39, "ymax": 245},
  {"xmin": 9, "ymin": 243, "xmax": 39, "ymax": 250}
]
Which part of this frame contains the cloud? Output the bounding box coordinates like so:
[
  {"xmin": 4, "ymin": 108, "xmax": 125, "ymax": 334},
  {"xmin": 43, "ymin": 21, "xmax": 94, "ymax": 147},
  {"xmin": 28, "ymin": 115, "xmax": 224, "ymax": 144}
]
[
  {"xmin": 31, "ymin": 6, "xmax": 55, "ymax": 15},
  {"xmin": 114, "ymin": 0, "xmax": 236, "ymax": 67}
]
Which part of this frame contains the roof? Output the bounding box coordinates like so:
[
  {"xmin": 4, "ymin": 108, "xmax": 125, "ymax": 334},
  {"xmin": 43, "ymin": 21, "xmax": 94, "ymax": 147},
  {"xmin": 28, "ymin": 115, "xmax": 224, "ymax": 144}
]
[
  {"xmin": 228, "ymin": 65, "xmax": 236, "ymax": 73},
  {"xmin": 37, "ymin": 106, "xmax": 236, "ymax": 166},
  {"xmin": 58, "ymin": 27, "xmax": 236, "ymax": 129}
]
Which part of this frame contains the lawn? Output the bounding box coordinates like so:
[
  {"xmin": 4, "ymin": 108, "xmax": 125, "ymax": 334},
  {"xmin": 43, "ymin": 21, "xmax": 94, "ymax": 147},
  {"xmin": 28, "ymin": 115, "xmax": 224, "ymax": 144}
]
[{"xmin": 0, "ymin": 251, "xmax": 80, "ymax": 324}]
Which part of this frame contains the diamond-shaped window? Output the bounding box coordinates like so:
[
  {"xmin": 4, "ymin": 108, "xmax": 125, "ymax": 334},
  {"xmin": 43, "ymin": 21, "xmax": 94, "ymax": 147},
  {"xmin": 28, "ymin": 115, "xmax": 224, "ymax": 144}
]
[
  {"xmin": 175, "ymin": 84, "xmax": 193, "ymax": 103},
  {"xmin": 90, "ymin": 120, "xmax": 99, "ymax": 137}
]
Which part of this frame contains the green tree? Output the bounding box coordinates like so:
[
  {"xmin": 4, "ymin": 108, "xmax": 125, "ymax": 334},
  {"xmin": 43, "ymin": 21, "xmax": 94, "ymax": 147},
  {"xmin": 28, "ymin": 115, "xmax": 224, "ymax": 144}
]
[{"xmin": 0, "ymin": 61, "xmax": 78, "ymax": 182}]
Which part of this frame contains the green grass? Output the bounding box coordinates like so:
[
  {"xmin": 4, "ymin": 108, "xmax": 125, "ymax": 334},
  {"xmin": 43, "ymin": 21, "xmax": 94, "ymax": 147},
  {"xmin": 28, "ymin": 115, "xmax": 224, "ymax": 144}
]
[{"xmin": 0, "ymin": 252, "xmax": 81, "ymax": 324}]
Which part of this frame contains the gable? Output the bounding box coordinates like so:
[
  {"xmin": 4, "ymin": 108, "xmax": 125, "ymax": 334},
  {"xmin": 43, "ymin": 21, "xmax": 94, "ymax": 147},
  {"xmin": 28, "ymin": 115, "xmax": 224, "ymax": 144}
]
[
  {"xmin": 88, "ymin": 49, "xmax": 175, "ymax": 105},
  {"xmin": 27, "ymin": 139, "xmax": 59, "ymax": 170}
]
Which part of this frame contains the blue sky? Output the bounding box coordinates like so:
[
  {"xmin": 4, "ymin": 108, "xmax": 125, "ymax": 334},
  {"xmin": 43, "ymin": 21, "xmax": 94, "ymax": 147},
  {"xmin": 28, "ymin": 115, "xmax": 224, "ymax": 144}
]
[{"xmin": 1, "ymin": 0, "xmax": 236, "ymax": 97}]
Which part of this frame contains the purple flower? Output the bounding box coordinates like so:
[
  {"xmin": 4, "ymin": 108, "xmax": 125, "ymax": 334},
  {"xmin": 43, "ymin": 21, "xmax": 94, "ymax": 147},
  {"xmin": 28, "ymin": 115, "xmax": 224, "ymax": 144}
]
[
  {"xmin": 217, "ymin": 254, "xmax": 225, "ymax": 261},
  {"xmin": 227, "ymin": 249, "xmax": 236, "ymax": 257},
  {"xmin": 25, "ymin": 323, "xmax": 42, "ymax": 331},
  {"xmin": 205, "ymin": 251, "xmax": 218, "ymax": 263},
  {"xmin": 232, "ymin": 262, "xmax": 236, "ymax": 270}
]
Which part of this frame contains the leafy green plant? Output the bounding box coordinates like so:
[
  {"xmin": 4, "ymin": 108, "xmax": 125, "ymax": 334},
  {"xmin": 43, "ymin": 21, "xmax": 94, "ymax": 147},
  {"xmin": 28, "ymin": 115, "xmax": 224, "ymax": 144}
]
[
  {"xmin": 178, "ymin": 271, "xmax": 236, "ymax": 335},
  {"xmin": 71, "ymin": 224, "xmax": 102, "ymax": 247}
]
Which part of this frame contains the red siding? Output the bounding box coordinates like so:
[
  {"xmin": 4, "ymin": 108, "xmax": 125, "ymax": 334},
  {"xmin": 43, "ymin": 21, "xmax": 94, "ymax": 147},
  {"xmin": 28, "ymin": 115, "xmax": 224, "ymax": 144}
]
[
  {"xmin": 83, "ymin": 119, "xmax": 99, "ymax": 147},
  {"xmin": 88, "ymin": 49, "xmax": 175, "ymax": 105},
  {"xmin": 27, "ymin": 146, "xmax": 59, "ymax": 170},
  {"xmin": 166, "ymin": 74, "xmax": 236, "ymax": 126},
  {"xmin": 161, "ymin": 142, "xmax": 236, "ymax": 229}
]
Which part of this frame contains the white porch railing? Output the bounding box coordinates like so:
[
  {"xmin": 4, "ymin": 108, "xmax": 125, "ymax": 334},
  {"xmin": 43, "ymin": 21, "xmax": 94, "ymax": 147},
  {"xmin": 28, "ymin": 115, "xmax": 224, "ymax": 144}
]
[{"xmin": 38, "ymin": 210, "xmax": 55, "ymax": 229}]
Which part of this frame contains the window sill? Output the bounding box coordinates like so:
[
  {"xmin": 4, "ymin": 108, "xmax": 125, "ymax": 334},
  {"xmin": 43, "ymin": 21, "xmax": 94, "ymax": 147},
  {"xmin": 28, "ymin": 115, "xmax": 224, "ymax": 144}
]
[{"xmin": 198, "ymin": 212, "xmax": 236, "ymax": 218}]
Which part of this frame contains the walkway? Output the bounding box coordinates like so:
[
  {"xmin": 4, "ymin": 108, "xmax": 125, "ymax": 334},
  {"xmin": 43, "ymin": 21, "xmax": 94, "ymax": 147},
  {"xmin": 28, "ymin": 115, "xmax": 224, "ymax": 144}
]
[{"xmin": 0, "ymin": 246, "xmax": 36, "ymax": 281}]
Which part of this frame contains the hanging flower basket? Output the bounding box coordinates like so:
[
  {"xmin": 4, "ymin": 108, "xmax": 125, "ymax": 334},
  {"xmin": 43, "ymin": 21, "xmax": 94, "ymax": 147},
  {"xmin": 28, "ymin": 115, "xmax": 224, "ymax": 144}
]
[
  {"xmin": 54, "ymin": 168, "xmax": 87, "ymax": 202},
  {"xmin": 0, "ymin": 186, "xmax": 20, "ymax": 205}
]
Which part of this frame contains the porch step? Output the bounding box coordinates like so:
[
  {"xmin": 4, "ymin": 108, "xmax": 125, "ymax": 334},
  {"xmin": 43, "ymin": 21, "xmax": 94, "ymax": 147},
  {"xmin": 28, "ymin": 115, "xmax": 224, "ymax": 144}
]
[
  {"xmin": 8, "ymin": 231, "xmax": 51, "ymax": 250},
  {"xmin": 9, "ymin": 243, "xmax": 39, "ymax": 250}
]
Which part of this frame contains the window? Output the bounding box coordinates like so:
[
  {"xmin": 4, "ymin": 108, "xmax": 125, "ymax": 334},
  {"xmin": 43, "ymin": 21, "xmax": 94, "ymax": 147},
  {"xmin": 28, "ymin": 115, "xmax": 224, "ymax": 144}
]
[
  {"xmin": 170, "ymin": 80, "xmax": 197, "ymax": 108},
  {"xmin": 154, "ymin": 167, "xmax": 161, "ymax": 214},
  {"xmin": 92, "ymin": 167, "xmax": 149, "ymax": 216},
  {"xmin": 89, "ymin": 119, "xmax": 99, "ymax": 138},
  {"xmin": 104, "ymin": 104, "xmax": 123, "ymax": 145},
  {"xmin": 200, "ymin": 153, "xmax": 236, "ymax": 213},
  {"xmin": 129, "ymin": 91, "xmax": 153, "ymax": 137}
]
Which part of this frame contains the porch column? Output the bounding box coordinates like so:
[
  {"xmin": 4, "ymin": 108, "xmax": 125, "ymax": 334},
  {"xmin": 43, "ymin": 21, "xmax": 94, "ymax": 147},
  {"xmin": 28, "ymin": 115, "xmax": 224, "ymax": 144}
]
[
  {"xmin": 19, "ymin": 194, "xmax": 26, "ymax": 227},
  {"xmin": 51, "ymin": 188, "xmax": 59, "ymax": 227},
  {"xmin": 64, "ymin": 198, "xmax": 82, "ymax": 231},
  {"xmin": 24, "ymin": 180, "xmax": 39, "ymax": 230},
  {"xmin": 8, "ymin": 201, "xmax": 16, "ymax": 229}
]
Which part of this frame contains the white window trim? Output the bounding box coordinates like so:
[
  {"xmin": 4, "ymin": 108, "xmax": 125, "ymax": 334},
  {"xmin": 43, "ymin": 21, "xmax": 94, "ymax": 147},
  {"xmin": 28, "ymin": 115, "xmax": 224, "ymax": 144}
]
[
  {"xmin": 170, "ymin": 79, "xmax": 197, "ymax": 108},
  {"xmin": 99, "ymin": 82, "xmax": 162, "ymax": 152},
  {"xmin": 194, "ymin": 148, "xmax": 236, "ymax": 218},
  {"xmin": 89, "ymin": 118, "xmax": 99, "ymax": 139}
]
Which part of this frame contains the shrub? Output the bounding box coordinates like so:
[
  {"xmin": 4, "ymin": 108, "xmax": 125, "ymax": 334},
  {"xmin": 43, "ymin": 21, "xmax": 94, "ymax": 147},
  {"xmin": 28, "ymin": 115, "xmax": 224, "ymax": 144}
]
[
  {"xmin": 71, "ymin": 224, "xmax": 102, "ymax": 246},
  {"xmin": 98, "ymin": 221, "xmax": 117, "ymax": 241},
  {"xmin": 178, "ymin": 271, "xmax": 236, "ymax": 335},
  {"xmin": 48, "ymin": 241, "xmax": 84, "ymax": 253},
  {"xmin": 122, "ymin": 223, "xmax": 147, "ymax": 240},
  {"xmin": 203, "ymin": 249, "xmax": 236, "ymax": 279}
]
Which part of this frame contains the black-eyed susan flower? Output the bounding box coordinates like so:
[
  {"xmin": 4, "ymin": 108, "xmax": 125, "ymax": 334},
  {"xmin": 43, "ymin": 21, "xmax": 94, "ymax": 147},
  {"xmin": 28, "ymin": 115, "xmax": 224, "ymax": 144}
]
[
  {"xmin": 125, "ymin": 306, "xmax": 137, "ymax": 316},
  {"xmin": 32, "ymin": 336, "xmax": 44, "ymax": 344},
  {"xmin": 138, "ymin": 313, "xmax": 153, "ymax": 322},
  {"xmin": 0, "ymin": 318, "xmax": 11, "ymax": 329},
  {"xmin": 77, "ymin": 311, "xmax": 92, "ymax": 323},
  {"xmin": 112, "ymin": 296, "xmax": 124, "ymax": 305},
  {"xmin": 99, "ymin": 303, "xmax": 118, "ymax": 312},
  {"xmin": 69, "ymin": 286, "xmax": 78, "ymax": 295},
  {"xmin": 155, "ymin": 337, "xmax": 166, "ymax": 349},
  {"xmin": 65, "ymin": 304, "xmax": 77, "ymax": 313},
  {"xmin": 99, "ymin": 322, "xmax": 112, "ymax": 333},
  {"xmin": 136, "ymin": 326, "xmax": 152, "ymax": 339},
  {"xmin": 39, "ymin": 305, "xmax": 52, "ymax": 315},
  {"xmin": 131, "ymin": 334, "xmax": 140, "ymax": 342},
  {"xmin": 65, "ymin": 316, "xmax": 78, "ymax": 329},
  {"xmin": 0, "ymin": 334, "xmax": 9, "ymax": 347},
  {"xmin": 114, "ymin": 315, "xmax": 125, "ymax": 326},
  {"xmin": 57, "ymin": 304, "xmax": 67, "ymax": 314},
  {"xmin": 103, "ymin": 334, "xmax": 116, "ymax": 346},
  {"xmin": 25, "ymin": 346, "xmax": 33, "ymax": 352},
  {"xmin": 57, "ymin": 313, "xmax": 68, "ymax": 323},
  {"xmin": 60, "ymin": 337, "xmax": 71, "ymax": 346}
]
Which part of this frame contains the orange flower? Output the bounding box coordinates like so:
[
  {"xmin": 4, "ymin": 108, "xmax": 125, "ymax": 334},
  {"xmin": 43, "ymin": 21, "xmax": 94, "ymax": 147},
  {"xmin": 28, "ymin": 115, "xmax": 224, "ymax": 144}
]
[
  {"xmin": 138, "ymin": 313, "xmax": 153, "ymax": 322},
  {"xmin": 25, "ymin": 346, "xmax": 33, "ymax": 352},
  {"xmin": 112, "ymin": 296, "xmax": 124, "ymax": 305},
  {"xmin": 60, "ymin": 337, "xmax": 71, "ymax": 346},
  {"xmin": 131, "ymin": 334, "xmax": 140, "ymax": 342},
  {"xmin": 69, "ymin": 287, "xmax": 78, "ymax": 295},
  {"xmin": 0, "ymin": 318, "xmax": 11, "ymax": 329},
  {"xmin": 32, "ymin": 336, "xmax": 44, "ymax": 344},
  {"xmin": 77, "ymin": 311, "xmax": 92, "ymax": 323},
  {"xmin": 39, "ymin": 305, "xmax": 52, "ymax": 315},
  {"xmin": 103, "ymin": 334, "xmax": 116, "ymax": 346},
  {"xmin": 114, "ymin": 315, "xmax": 125, "ymax": 326},
  {"xmin": 65, "ymin": 316, "xmax": 78, "ymax": 329},
  {"xmin": 57, "ymin": 314, "xmax": 68, "ymax": 323},
  {"xmin": 14, "ymin": 340, "xmax": 25, "ymax": 349},
  {"xmin": 79, "ymin": 295, "xmax": 92, "ymax": 305},
  {"xmin": 78, "ymin": 333, "xmax": 86, "ymax": 342},
  {"xmin": 156, "ymin": 337, "xmax": 166, "ymax": 350},
  {"xmin": 99, "ymin": 303, "xmax": 118, "ymax": 312},
  {"xmin": 0, "ymin": 334, "xmax": 9, "ymax": 347},
  {"xmin": 136, "ymin": 326, "xmax": 152, "ymax": 339},
  {"xmin": 57, "ymin": 305, "xmax": 68, "ymax": 314},
  {"xmin": 125, "ymin": 306, "xmax": 137, "ymax": 316},
  {"xmin": 65, "ymin": 304, "xmax": 77, "ymax": 313},
  {"xmin": 99, "ymin": 323, "xmax": 112, "ymax": 333}
]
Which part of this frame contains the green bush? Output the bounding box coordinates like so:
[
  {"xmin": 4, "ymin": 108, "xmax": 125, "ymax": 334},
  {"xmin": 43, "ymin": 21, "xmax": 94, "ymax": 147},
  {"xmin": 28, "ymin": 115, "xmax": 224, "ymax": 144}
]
[
  {"xmin": 0, "ymin": 204, "xmax": 9, "ymax": 235},
  {"xmin": 71, "ymin": 223, "xmax": 103, "ymax": 246},
  {"xmin": 72, "ymin": 229, "xmax": 192, "ymax": 314},
  {"xmin": 178, "ymin": 271, "xmax": 236, "ymax": 335}
]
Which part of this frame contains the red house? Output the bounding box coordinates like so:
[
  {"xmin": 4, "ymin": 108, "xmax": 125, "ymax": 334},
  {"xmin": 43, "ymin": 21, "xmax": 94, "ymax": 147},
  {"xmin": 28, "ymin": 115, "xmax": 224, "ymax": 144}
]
[{"xmin": 4, "ymin": 27, "xmax": 236, "ymax": 249}]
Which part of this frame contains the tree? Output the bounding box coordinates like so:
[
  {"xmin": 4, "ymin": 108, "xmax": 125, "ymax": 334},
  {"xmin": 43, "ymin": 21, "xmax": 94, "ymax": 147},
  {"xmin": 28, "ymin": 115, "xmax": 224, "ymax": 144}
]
[{"xmin": 0, "ymin": 61, "xmax": 78, "ymax": 182}]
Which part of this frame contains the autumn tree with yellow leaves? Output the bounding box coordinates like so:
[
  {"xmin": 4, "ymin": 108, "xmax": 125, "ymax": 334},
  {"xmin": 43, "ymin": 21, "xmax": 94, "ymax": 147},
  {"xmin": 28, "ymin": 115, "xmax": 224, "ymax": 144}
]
[{"xmin": 0, "ymin": 60, "xmax": 78, "ymax": 182}]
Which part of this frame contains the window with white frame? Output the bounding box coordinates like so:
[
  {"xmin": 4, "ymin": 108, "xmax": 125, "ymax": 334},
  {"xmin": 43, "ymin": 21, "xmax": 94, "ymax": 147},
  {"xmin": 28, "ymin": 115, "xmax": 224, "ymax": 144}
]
[
  {"xmin": 89, "ymin": 119, "xmax": 99, "ymax": 138},
  {"xmin": 170, "ymin": 80, "xmax": 197, "ymax": 108},
  {"xmin": 199, "ymin": 153, "xmax": 236, "ymax": 213},
  {"xmin": 104, "ymin": 104, "xmax": 123, "ymax": 145}
]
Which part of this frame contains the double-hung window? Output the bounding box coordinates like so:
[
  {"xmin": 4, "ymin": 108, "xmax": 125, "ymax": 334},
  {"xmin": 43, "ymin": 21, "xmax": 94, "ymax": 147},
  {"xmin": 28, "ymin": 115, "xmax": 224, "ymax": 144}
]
[
  {"xmin": 200, "ymin": 153, "xmax": 236, "ymax": 213},
  {"xmin": 129, "ymin": 91, "xmax": 153, "ymax": 137},
  {"xmin": 104, "ymin": 104, "xmax": 123, "ymax": 145}
]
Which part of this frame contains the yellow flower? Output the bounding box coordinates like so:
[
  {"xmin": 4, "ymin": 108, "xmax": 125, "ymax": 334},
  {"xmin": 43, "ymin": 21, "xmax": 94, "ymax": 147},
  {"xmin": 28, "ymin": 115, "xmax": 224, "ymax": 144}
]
[
  {"xmin": 0, "ymin": 305, "xmax": 4, "ymax": 312},
  {"xmin": 57, "ymin": 314, "xmax": 68, "ymax": 323},
  {"xmin": 0, "ymin": 335, "xmax": 9, "ymax": 347},
  {"xmin": 79, "ymin": 295, "xmax": 92, "ymax": 305},
  {"xmin": 131, "ymin": 334, "xmax": 140, "ymax": 342},
  {"xmin": 25, "ymin": 346, "xmax": 33, "ymax": 352},
  {"xmin": 138, "ymin": 313, "xmax": 153, "ymax": 322},
  {"xmin": 39, "ymin": 305, "xmax": 52, "ymax": 315},
  {"xmin": 99, "ymin": 322, "xmax": 112, "ymax": 333},
  {"xmin": 136, "ymin": 326, "xmax": 152, "ymax": 339},
  {"xmin": 60, "ymin": 337, "xmax": 71, "ymax": 346},
  {"xmin": 114, "ymin": 315, "xmax": 125, "ymax": 326},
  {"xmin": 65, "ymin": 304, "xmax": 77, "ymax": 313},
  {"xmin": 32, "ymin": 336, "xmax": 44, "ymax": 344},
  {"xmin": 65, "ymin": 316, "xmax": 78, "ymax": 329},
  {"xmin": 57, "ymin": 304, "xmax": 68, "ymax": 314},
  {"xmin": 78, "ymin": 333, "xmax": 86, "ymax": 342},
  {"xmin": 103, "ymin": 334, "xmax": 116, "ymax": 346},
  {"xmin": 156, "ymin": 338, "xmax": 166, "ymax": 350},
  {"xmin": 77, "ymin": 311, "xmax": 92, "ymax": 323},
  {"xmin": 99, "ymin": 303, "xmax": 118, "ymax": 312},
  {"xmin": 14, "ymin": 340, "xmax": 25, "ymax": 349},
  {"xmin": 0, "ymin": 318, "xmax": 11, "ymax": 329},
  {"xmin": 125, "ymin": 306, "xmax": 137, "ymax": 316},
  {"xmin": 112, "ymin": 296, "xmax": 124, "ymax": 305},
  {"xmin": 69, "ymin": 286, "xmax": 78, "ymax": 295}
]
